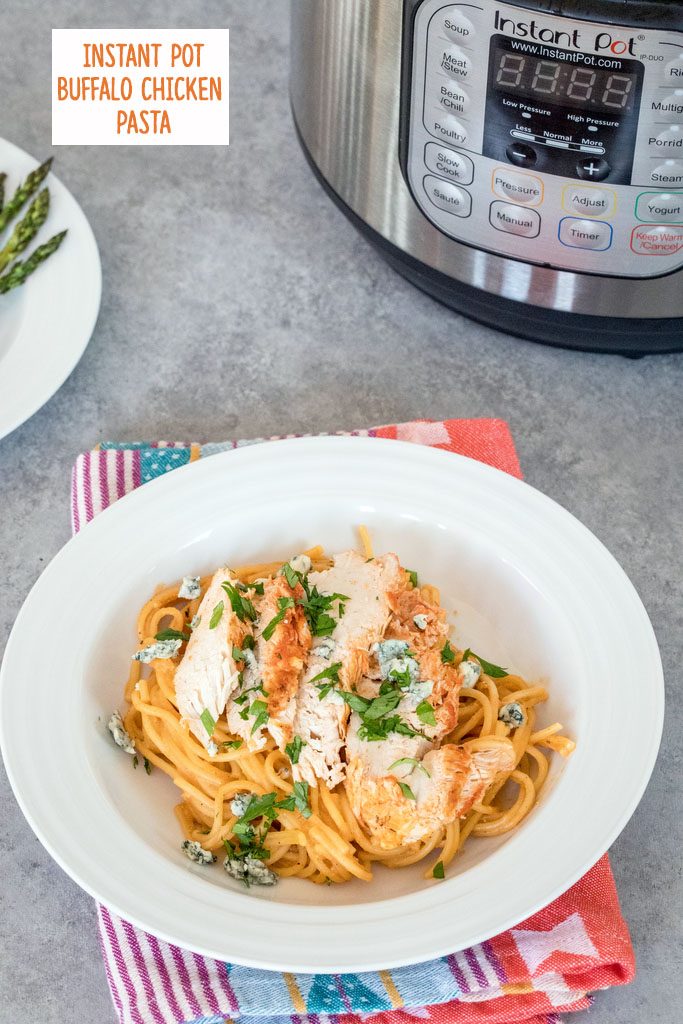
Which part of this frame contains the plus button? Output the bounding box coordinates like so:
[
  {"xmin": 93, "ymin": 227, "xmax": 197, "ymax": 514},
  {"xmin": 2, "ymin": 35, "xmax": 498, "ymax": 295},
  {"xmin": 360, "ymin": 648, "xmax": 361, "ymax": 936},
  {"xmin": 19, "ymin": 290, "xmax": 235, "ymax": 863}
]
[{"xmin": 576, "ymin": 157, "xmax": 611, "ymax": 181}]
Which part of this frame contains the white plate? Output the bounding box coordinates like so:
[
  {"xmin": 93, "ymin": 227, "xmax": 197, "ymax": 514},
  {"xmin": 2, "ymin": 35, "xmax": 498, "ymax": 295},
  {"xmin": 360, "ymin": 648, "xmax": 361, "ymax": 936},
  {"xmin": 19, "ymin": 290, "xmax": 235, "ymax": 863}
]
[
  {"xmin": 0, "ymin": 138, "xmax": 101, "ymax": 441},
  {"xmin": 0, "ymin": 437, "xmax": 664, "ymax": 971}
]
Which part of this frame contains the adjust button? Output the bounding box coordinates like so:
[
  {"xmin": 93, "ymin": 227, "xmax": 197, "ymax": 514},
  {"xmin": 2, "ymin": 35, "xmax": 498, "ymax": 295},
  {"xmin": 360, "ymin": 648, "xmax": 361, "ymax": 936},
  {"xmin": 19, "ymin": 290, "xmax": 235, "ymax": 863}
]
[
  {"xmin": 424, "ymin": 143, "xmax": 474, "ymax": 185},
  {"xmin": 630, "ymin": 223, "xmax": 683, "ymax": 256},
  {"xmin": 650, "ymin": 160, "xmax": 683, "ymax": 186},
  {"xmin": 492, "ymin": 168, "xmax": 543, "ymax": 206},
  {"xmin": 441, "ymin": 9, "xmax": 476, "ymax": 45},
  {"xmin": 563, "ymin": 185, "xmax": 616, "ymax": 219},
  {"xmin": 426, "ymin": 110, "xmax": 470, "ymax": 147},
  {"xmin": 635, "ymin": 191, "xmax": 683, "ymax": 223},
  {"xmin": 489, "ymin": 201, "xmax": 540, "ymax": 237},
  {"xmin": 423, "ymin": 175, "xmax": 472, "ymax": 217},
  {"xmin": 438, "ymin": 45, "xmax": 472, "ymax": 81},
  {"xmin": 559, "ymin": 217, "xmax": 613, "ymax": 251}
]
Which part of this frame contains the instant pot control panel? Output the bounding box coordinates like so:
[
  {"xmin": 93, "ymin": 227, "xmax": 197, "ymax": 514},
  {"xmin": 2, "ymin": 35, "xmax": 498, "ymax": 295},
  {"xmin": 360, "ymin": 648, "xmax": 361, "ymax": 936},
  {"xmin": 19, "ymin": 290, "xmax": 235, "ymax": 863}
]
[{"xmin": 404, "ymin": 0, "xmax": 683, "ymax": 277}]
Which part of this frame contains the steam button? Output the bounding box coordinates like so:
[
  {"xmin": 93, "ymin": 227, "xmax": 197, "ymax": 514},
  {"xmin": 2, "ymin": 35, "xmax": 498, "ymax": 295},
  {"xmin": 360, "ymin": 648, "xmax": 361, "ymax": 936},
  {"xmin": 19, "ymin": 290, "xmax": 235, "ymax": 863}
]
[
  {"xmin": 423, "ymin": 175, "xmax": 472, "ymax": 217},
  {"xmin": 576, "ymin": 157, "xmax": 611, "ymax": 182},
  {"xmin": 650, "ymin": 160, "xmax": 683, "ymax": 186}
]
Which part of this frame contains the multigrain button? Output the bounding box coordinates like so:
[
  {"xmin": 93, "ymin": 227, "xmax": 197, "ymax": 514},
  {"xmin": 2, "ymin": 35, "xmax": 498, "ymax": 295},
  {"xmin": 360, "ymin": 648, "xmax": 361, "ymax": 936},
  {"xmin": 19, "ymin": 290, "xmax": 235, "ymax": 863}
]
[
  {"xmin": 651, "ymin": 91, "xmax": 683, "ymax": 122},
  {"xmin": 442, "ymin": 9, "xmax": 476, "ymax": 44},
  {"xmin": 558, "ymin": 217, "xmax": 613, "ymax": 251},
  {"xmin": 426, "ymin": 111, "xmax": 469, "ymax": 147},
  {"xmin": 649, "ymin": 125, "xmax": 683, "ymax": 153},
  {"xmin": 492, "ymin": 168, "xmax": 543, "ymax": 206},
  {"xmin": 438, "ymin": 81, "xmax": 470, "ymax": 115},
  {"xmin": 438, "ymin": 45, "xmax": 472, "ymax": 81},
  {"xmin": 563, "ymin": 185, "xmax": 615, "ymax": 219},
  {"xmin": 650, "ymin": 160, "xmax": 683, "ymax": 186},
  {"xmin": 424, "ymin": 143, "xmax": 474, "ymax": 184},
  {"xmin": 489, "ymin": 201, "xmax": 540, "ymax": 237},
  {"xmin": 630, "ymin": 224, "xmax": 683, "ymax": 255},
  {"xmin": 423, "ymin": 175, "xmax": 472, "ymax": 217},
  {"xmin": 635, "ymin": 191, "xmax": 683, "ymax": 223}
]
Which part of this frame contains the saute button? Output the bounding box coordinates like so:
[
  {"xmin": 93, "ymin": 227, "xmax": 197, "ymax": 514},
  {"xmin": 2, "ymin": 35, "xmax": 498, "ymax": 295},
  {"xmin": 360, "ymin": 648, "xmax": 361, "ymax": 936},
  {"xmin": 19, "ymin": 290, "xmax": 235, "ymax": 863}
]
[
  {"xmin": 563, "ymin": 186, "xmax": 615, "ymax": 218},
  {"xmin": 650, "ymin": 160, "xmax": 683, "ymax": 186},
  {"xmin": 492, "ymin": 168, "xmax": 543, "ymax": 206},
  {"xmin": 426, "ymin": 111, "xmax": 469, "ymax": 147},
  {"xmin": 442, "ymin": 10, "xmax": 476, "ymax": 45},
  {"xmin": 558, "ymin": 217, "xmax": 613, "ymax": 251},
  {"xmin": 635, "ymin": 192, "xmax": 683, "ymax": 223},
  {"xmin": 438, "ymin": 45, "xmax": 472, "ymax": 81},
  {"xmin": 489, "ymin": 201, "xmax": 540, "ymax": 237},
  {"xmin": 424, "ymin": 175, "xmax": 472, "ymax": 217},
  {"xmin": 630, "ymin": 224, "xmax": 683, "ymax": 256},
  {"xmin": 424, "ymin": 143, "xmax": 474, "ymax": 184}
]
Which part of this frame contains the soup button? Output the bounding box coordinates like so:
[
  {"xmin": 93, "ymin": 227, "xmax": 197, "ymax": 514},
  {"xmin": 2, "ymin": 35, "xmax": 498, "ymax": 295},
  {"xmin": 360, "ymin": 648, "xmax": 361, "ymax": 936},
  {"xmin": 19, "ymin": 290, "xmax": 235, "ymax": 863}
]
[{"xmin": 423, "ymin": 175, "xmax": 472, "ymax": 217}]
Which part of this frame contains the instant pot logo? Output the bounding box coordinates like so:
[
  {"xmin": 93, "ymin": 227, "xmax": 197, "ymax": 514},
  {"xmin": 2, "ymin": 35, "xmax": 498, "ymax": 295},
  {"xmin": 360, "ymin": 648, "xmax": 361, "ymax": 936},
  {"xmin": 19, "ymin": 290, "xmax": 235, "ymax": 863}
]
[{"xmin": 493, "ymin": 11, "xmax": 636, "ymax": 55}]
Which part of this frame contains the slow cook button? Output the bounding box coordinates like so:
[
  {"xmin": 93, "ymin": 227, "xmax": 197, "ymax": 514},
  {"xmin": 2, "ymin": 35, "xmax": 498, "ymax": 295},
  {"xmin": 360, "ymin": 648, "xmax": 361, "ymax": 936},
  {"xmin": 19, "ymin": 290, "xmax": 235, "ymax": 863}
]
[
  {"xmin": 438, "ymin": 45, "xmax": 472, "ymax": 81},
  {"xmin": 630, "ymin": 223, "xmax": 683, "ymax": 256},
  {"xmin": 424, "ymin": 143, "xmax": 474, "ymax": 184},
  {"xmin": 558, "ymin": 217, "xmax": 613, "ymax": 251},
  {"xmin": 424, "ymin": 175, "xmax": 472, "ymax": 217},
  {"xmin": 442, "ymin": 9, "xmax": 476, "ymax": 45},
  {"xmin": 636, "ymin": 191, "xmax": 683, "ymax": 223},
  {"xmin": 563, "ymin": 185, "xmax": 616, "ymax": 218},
  {"xmin": 426, "ymin": 111, "xmax": 469, "ymax": 147},
  {"xmin": 489, "ymin": 201, "xmax": 540, "ymax": 237},
  {"xmin": 650, "ymin": 160, "xmax": 683, "ymax": 186},
  {"xmin": 492, "ymin": 168, "xmax": 543, "ymax": 206}
]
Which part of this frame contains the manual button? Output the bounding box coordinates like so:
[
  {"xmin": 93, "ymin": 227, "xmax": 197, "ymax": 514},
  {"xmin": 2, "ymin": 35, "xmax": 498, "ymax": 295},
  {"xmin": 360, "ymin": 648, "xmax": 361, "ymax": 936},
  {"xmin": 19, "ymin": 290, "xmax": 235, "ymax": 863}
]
[
  {"xmin": 489, "ymin": 201, "xmax": 540, "ymax": 238},
  {"xmin": 559, "ymin": 217, "xmax": 612, "ymax": 251},
  {"xmin": 563, "ymin": 185, "xmax": 615, "ymax": 219},
  {"xmin": 424, "ymin": 143, "xmax": 474, "ymax": 185},
  {"xmin": 423, "ymin": 175, "xmax": 472, "ymax": 217},
  {"xmin": 635, "ymin": 191, "xmax": 683, "ymax": 223},
  {"xmin": 492, "ymin": 168, "xmax": 543, "ymax": 206}
]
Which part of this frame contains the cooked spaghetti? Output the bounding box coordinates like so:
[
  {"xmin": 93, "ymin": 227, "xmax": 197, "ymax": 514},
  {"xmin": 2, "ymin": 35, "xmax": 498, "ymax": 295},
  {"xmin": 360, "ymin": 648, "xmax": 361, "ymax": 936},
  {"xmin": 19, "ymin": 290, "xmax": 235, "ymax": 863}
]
[{"xmin": 116, "ymin": 537, "xmax": 575, "ymax": 886}]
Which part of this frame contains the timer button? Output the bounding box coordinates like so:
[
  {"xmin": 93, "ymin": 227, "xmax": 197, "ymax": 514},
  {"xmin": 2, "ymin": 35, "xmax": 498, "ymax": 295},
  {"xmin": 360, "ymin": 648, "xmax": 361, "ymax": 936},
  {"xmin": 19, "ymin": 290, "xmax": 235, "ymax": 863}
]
[
  {"xmin": 442, "ymin": 10, "xmax": 476, "ymax": 45},
  {"xmin": 489, "ymin": 201, "xmax": 541, "ymax": 238},
  {"xmin": 635, "ymin": 192, "xmax": 683, "ymax": 224},
  {"xmin": 576, "ymin": 157, "xmax": 611, "ymax": 182},
  {"xmin": 424, "ymin": 143, "xmax": 474, "ymax": 185},
  {"xmin": 492, "ymin": 168, "xmax": 543, "ymax": 206},
  {"xmin": 438, "ymin": 45, "xmax": 473, "ymax": 81},
  {"xmin": 558, "ymin": 217, "xmax": 613, "ymax": 251},
  {"xmin": 506, "ymin": 142, "xmax": 537, "ymax": 168},
  {"xmin": 423, "ymin": 175, "xmax": 472, "ymax": 217}
]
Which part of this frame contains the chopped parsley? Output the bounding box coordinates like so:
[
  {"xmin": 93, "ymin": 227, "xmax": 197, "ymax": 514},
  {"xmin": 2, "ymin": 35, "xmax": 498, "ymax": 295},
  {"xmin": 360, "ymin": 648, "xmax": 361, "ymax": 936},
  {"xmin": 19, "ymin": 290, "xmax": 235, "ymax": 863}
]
[
  {"xmin": 416, "ymin": 699, "xmax": 437, "ymax": 727},
  {"xmin": 285, "ymin": 735, "xmax": 305, "ymax": 764},
  {"xmin": 155, "ymin": 627, "xmax": 190, "ymax": 642},
  {"xmin": 222, "ymin": 739, "xmax": 243, "ymax": 750},
  {"xmin": 441, "ymin": 640, "xmax": 456, "ymax": 664},
  {"xmin": 299, "ymin": 586, "xmax": 349, "ymax": 637},
  {"xmin": 433, "ymin": 860, "xmax": 445, "ymax": 879},
  {"xmin": 388, "ymin": 757, "xmax": 430, "ymax": 778},
  {"xmin": 222, "ymin": 581, "xmax": 258, "ymax": 623},
  {"xmin": 226, "ymin": 786, "xmax": 313, "ymax": 865},
  {"xmin": 312, "ymin": 662, "xmax": 343, "ymax": 699},
  {"xmin": 398, "ymin": 782, "xmax": 416, "ymax": 801},
  {"xmin": 209, "ymin": 601, "xmax": 224, "ymax": 629},
  {"xmin": 144, "ymin": 757, "xmax": 152, "ymax": 775},
  {"xmin": 132, "ymin": 754, "xmax": 139, "ymax": 770},
  {"xmin": 282, "ymin": 562, "xmax": 300, "ymax": 589},
  {"xmin": 277, "ymin": 781, "xmax": 312, "ymax": 818},
  {"xmin": 407, "ymin": 569, "xmax": 419, "ymax": 588},
  {"xmin": 249, "ymin": 699, "xmax": 269, "ymax": 734},
  {"xmin": 462, "ymin": 649, "xmax": 508, "ymax": 678},
  {"xmin": 237, "ymin": 580, "xmax": 264, "ymax": 596},
  {"xmin": 262, "ymin": 596, "xmax": 296, "ymax": 641},
  {"xmin": 200, "ymin": 708, "xmax": 216, "ymax": 735}
]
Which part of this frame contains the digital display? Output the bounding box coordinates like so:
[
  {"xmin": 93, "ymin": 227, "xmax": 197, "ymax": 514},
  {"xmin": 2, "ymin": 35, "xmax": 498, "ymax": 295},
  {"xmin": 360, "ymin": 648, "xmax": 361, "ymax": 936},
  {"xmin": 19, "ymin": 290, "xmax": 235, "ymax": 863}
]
[{"xmin": 491, "ymin": 43, "xmax": 637, "ymax": 113}]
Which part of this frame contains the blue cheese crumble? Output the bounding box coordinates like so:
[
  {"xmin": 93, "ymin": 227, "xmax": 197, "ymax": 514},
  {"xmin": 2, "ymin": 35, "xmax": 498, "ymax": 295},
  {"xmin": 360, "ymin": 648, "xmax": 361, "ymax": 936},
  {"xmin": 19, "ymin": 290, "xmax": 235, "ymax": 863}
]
[
  {"xmin": 459, "ymin": 659, "xmax": 482, "ymax": 688},
  {"xmin": 230, "ymin": 792, "xmax": 253, "ymax": 818},
  {"xmin": 373, "ymin": 640, "xmax": 420, "ymax": 685},
  {"xmin": 190, "ymin": 614, "xmax": 201, "ymax": 630},
  {"xmin": 179, "ymin": 576, "xmax": 201, "ymax": 600},
  {"xmin": 182, "ymin": 840, "xmax": 216, "ymax": 865},
  {"xmin": 224, "ymin": 855, "xmax": 278, "ymax": 887},
  {"xmin": 107, "ymin": 711, "xmax": 136, "ymax": 755},
  {"xmin": 413, "ymin": 614, "xmax": 428, "ymax": 631},
  {"xmin": 132, "ymin": 638, "xmax": 182, "ymax": 663},
  {"xmin": 498, "ymin": 701, "xmax": 525, "ymax": 728},
  {"xmin": 313, "ymin": 638, "xmax": 336, "ymax": 661},
  {"xmin": 289, "ymin": 554, "xmax": 312, "ymax": 575}
]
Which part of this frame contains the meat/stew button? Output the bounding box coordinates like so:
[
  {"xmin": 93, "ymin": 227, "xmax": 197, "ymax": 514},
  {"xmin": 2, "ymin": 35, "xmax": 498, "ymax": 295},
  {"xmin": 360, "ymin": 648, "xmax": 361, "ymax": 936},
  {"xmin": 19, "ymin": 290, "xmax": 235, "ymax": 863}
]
[{"xmin": 630, "ymin": 224, "xmax": 683, "ymax": 256}]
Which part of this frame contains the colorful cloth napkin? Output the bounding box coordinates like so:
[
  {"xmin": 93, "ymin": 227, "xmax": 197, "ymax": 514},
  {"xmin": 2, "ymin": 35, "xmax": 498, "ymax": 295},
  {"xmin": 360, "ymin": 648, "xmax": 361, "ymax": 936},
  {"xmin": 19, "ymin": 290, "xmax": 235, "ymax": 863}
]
[{"xmin": 71, "ymin": 419, "xmax": 635, "ymax": 1024}]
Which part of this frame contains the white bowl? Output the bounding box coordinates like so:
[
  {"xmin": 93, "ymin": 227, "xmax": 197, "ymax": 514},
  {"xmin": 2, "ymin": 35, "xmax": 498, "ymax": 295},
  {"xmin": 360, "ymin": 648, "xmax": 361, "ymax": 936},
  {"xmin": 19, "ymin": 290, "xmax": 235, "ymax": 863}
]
[{"xmin": 0, "ymin": 437, "xmax": 663, "ymax": 971}]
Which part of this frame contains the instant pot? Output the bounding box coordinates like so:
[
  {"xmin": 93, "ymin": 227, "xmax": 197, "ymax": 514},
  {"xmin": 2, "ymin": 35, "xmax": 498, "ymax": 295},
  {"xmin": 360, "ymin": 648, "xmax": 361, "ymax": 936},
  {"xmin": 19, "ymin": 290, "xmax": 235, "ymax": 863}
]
[{"xmin": 290, "ymin": 0, "xmax": 683, "ymax": 353}]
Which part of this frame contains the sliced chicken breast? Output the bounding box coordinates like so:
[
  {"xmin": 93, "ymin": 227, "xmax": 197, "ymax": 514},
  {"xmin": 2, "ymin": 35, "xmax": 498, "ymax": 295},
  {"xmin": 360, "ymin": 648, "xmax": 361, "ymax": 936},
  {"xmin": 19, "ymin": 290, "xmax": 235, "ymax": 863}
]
[
  {"xmin": 292, "ymin": 550, "xmax": 406, "ymax": 789},
  {"xmin": 174, "ymin": 569, "xmax": 251, "ymax": 750}
]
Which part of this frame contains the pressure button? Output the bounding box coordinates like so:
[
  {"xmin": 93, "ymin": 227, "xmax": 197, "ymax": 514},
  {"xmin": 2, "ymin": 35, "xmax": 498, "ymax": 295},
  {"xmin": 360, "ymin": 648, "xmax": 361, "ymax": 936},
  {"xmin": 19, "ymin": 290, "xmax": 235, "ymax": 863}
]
[{"xmin": 492, "ymin": 169, "xmax": 543, "ymax": 206}]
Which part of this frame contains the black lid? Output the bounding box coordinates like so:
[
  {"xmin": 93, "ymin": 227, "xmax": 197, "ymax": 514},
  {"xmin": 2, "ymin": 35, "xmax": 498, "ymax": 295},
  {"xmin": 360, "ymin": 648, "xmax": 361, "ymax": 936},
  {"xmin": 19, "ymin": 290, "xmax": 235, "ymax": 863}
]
[{"xmin": 507, "ymin": 0, "xmax": 682, "ymax": 32}]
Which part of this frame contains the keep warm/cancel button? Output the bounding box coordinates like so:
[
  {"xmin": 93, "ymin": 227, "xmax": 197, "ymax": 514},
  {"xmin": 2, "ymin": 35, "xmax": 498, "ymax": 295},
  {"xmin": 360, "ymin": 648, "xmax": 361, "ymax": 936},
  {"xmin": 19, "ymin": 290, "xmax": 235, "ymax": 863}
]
[{"xmin": 630, "ymin": 224, "xmax": 683, "ymax": 256}]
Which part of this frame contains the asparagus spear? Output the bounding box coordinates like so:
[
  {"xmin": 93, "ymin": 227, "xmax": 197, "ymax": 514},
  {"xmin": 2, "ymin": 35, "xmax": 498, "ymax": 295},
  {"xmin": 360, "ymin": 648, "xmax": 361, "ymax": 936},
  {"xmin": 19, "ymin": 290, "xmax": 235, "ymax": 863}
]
[
  {"xmin": 0, "ymin": 157, "xmax": 53, "ymax": 235},
  {"xmin": 0, "ymin": 230, "xmax": 67, "ymax": 294},
  {"xmin": 0, "ymin": 173, "xmax": 6, "ymax": 214},
  {"xmin": 0, "ymin": 188, "xmax": 50, "ymax": 272}
]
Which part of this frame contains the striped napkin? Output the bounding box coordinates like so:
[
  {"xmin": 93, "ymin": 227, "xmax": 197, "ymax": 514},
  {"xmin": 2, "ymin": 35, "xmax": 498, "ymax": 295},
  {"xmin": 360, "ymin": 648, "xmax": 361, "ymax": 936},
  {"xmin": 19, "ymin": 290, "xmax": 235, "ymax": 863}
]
[{"xmin": 72, "ymin": 420, "xmax": 635, "ymax": 1024}]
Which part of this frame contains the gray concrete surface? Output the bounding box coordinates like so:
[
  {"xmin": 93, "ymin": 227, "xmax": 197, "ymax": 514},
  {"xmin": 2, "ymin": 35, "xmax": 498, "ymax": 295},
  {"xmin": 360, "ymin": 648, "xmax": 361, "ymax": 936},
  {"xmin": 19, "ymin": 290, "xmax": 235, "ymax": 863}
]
[{"xmin": 1, "ymin": 1, "xmax": 681, "ymax": 1021}]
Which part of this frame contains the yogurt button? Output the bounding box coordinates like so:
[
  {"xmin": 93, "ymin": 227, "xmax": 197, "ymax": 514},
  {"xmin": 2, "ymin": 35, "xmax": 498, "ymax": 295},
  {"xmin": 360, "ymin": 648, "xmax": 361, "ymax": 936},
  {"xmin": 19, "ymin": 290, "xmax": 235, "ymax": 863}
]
[
  {"xmin": 559, "ymin": 217, "xmax": 612, "ymax": 251},
  {"xmin": 636, "ymin": 192, "xmax": 683, "ymax": 224}
]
